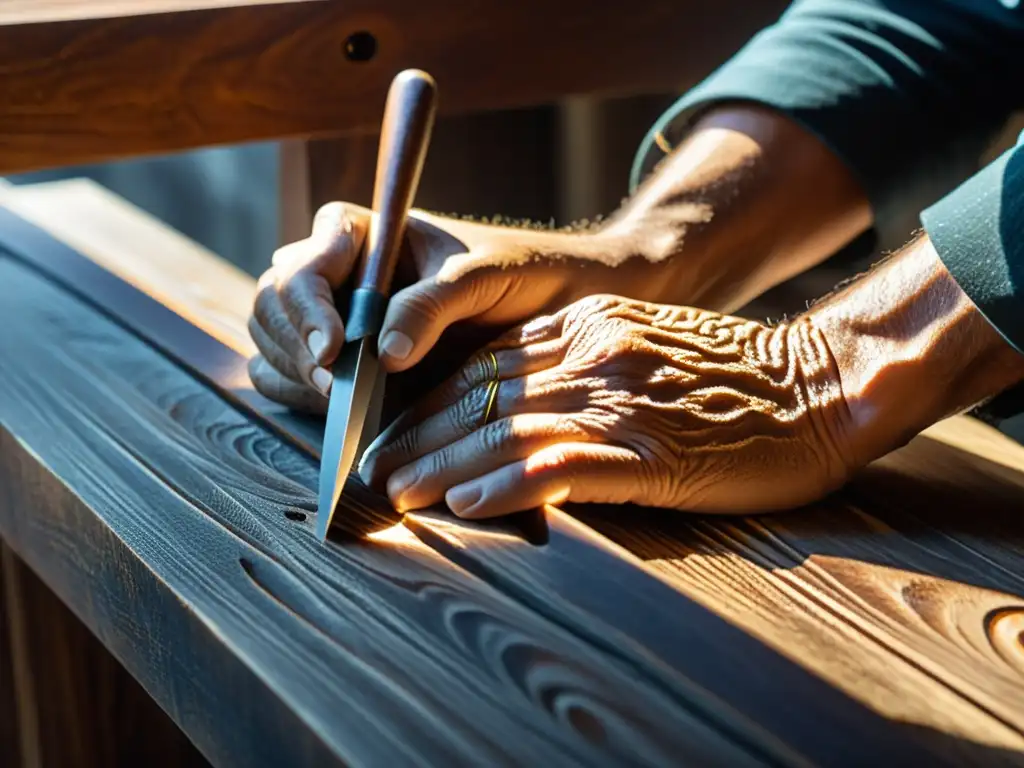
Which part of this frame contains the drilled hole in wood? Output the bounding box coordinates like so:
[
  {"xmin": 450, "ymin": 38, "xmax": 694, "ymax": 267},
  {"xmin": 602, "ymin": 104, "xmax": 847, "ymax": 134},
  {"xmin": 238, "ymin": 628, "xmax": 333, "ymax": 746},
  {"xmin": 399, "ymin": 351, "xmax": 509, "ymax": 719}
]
[
  {"xmin": 284, "ymin": 510, "xmax": 307, "ymax": 523},
  {"xmin": 344, "ymin": 31, "xmax": 377, "ymax": 62}
]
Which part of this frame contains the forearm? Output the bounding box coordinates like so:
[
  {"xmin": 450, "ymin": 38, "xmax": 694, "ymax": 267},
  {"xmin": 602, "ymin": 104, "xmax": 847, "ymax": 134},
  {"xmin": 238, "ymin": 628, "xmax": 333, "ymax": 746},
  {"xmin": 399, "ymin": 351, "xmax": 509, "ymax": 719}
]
[
  {"xmin": 808, "ymin": 235, "xmax": 1024, "ymax": 466},
  {"xmin": 618, "ymin": 0, "xmax": 1024, "ymax": 314},
  {"xmin": 604, "ymin": 105, "xmax": 872, "ymax": 313}
]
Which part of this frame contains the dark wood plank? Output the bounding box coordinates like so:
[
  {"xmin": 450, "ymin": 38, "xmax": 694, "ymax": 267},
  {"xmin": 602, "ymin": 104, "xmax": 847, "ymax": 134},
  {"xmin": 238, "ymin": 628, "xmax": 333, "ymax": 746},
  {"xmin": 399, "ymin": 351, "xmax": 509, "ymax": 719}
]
[
  {"xmin": 2, "ymin": 161, "xmax": 1022, "ymax": 765},
  {"xmin": 0, "ymin": 203, "xmax": 955, "ymax": 765},
  {"xmin": 0, "ymin": 0, "xmax": 790, "ymax": 174},
  {"xmin": 0, "ymin": 544, "xmax": 210, "ymax": 768},
  {"xmin": 570, "ymin": 418, "xmax": 1024, "ymax": 765},
  {"xmin": 1, "ymin": 543, "xmax": 32, "ymax": 768},
  {"xmin": 0, "ymin": 254, "xmax": 779, "ymax": 766},
  {"xmin": 0, "ymin": 205, "xmax": 323, "ymax": 454},
  {"xmin": 0, "ymin": 178, "xmax": 259, "ymax": 353}
]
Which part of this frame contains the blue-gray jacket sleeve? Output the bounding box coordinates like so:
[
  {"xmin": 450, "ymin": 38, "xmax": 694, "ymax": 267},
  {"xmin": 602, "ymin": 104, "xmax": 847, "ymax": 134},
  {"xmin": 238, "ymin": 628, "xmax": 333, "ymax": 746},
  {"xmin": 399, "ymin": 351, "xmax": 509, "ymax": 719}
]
[{"xmin": 631, "ymin": 0, "xmax": 1024, "ymax": 364}]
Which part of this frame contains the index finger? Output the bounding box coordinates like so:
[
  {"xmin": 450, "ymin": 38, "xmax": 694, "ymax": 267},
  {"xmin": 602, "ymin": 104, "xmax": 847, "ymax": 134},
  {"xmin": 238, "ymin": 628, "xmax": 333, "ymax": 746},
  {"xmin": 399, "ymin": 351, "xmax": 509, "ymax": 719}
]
[
  {"xmin": 275, "ymin": 202, "xmax": 371, "ymax": 286},
  {"xmin": 273, "ymin": 203, "xmax": 370, "ymax": 367}
]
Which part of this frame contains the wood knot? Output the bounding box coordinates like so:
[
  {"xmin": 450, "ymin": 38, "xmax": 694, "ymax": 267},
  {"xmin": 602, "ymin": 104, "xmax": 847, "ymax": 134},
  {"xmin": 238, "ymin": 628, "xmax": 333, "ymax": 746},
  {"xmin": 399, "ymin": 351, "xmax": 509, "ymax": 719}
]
[{"xmin": 985, "ymin": 606, "xmax": 1024, "ymax": 675}]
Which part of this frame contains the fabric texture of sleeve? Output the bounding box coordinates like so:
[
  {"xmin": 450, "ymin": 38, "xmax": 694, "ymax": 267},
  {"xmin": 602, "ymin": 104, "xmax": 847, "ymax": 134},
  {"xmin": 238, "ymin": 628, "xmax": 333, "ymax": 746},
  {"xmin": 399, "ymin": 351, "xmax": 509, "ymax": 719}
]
[
  {"xmin": 923, "ymin": 135, "xmax": 1024, "ymax": 420},
  {"xmin": 630, "ymin": 0, "xmax": 1024, "ymax": 251},
  {"xmin": 922, "ymin": 137, "xmax": 1024, "ymax": 356}
]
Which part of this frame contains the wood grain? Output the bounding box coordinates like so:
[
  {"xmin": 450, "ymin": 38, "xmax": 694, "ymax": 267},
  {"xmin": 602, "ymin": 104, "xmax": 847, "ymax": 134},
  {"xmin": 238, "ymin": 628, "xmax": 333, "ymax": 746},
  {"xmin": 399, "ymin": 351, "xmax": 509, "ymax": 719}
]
[
  {"xmin": 569, "ymin": 419, "xmax": 1024, "ymax": 764},
  {"xmin": 1, "ymin": 542, "xmax": 36, "ymax": 768},
  {"xmin": 0, "ymin": 543, "xmax": 210, "ymax": 768},
  {"xmin": 0, "ymin": 199, "xmax": 965, "ymax": 764},
  {"xmin": 4, "ymin": 186, "xmax": 1023, "ymax": 764},
  {"xmin": 0, "ymin": 0, "xmax": 789, "ymax": 174},
  {"xmin": 0, "ymin": 254, "xmax": 772, "ymax": 766},
  {"xmin": 0, "ymin": 1, "xmax": 316, "ymax": 24},
  {"xmin": 0, "ymin": 179, "xmax": 258, "ymax": 355}
]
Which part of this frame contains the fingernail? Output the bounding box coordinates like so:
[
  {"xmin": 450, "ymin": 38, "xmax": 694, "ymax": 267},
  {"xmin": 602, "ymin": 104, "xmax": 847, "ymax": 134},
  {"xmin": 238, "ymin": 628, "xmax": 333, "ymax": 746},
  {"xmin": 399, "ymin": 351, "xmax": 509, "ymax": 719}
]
[
  {"xmin": 387, "ymin": 469, "xmax": 419, "ymax": 511},
  {"xmin": 307, "ymin": 330, "xmax": 328, "ymax": 363},
  {"xmin": 380, "ymin": 331, "xmax": 413, "ymax": 361},
  {"xmin": 356, "ymin": 451, "xmax": 375, "ymax": 485},
  {"xmin": 311, "ymin": 367, "xmax": 332, "ymax": 396},
  {"xmin": 447, "ymin": 483, "xmax": 483, "ymax": 517}
]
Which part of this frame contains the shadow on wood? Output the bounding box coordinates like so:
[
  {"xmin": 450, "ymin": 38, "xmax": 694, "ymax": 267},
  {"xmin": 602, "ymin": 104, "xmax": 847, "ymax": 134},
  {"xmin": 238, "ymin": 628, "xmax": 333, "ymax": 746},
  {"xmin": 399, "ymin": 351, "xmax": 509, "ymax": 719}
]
[
  {"xmin": 572, "ymin": 428, "xmax": 1024, "ymax": 763},
  {"xmin": 0, "ymin": 543, "xmax": 210, "ymax": 768},
  {"xmin": 1, "ymin": 195, "xmax": 1021, "ymax": 765}
]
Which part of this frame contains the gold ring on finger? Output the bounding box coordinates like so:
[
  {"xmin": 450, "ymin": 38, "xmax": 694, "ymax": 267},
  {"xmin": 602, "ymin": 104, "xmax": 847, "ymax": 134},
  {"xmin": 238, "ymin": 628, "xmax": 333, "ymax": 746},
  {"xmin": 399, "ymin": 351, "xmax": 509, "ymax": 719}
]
[
  {"xmin": 481, "ymin": 351, "xmax": 500, "ymax": 426},
  {"xmin": 481, "ymin": 379, "xmax": 500, "ymax": 426}
]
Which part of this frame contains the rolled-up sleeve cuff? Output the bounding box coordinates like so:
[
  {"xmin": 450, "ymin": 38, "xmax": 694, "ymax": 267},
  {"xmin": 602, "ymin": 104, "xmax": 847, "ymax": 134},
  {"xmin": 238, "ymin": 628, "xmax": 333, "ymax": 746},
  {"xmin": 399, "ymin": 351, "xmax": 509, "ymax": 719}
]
[{"xmin": 921, "ymin": 145, "xmax": 1024, "ymax": 356}]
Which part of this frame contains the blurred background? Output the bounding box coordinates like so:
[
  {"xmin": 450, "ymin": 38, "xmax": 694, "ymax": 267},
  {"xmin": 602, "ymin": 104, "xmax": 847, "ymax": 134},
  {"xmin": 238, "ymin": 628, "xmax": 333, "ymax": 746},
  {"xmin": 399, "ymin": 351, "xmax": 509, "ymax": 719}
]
[{"xmin": 5, "ymin": 97, "xmax": 679, "ymax": 278}]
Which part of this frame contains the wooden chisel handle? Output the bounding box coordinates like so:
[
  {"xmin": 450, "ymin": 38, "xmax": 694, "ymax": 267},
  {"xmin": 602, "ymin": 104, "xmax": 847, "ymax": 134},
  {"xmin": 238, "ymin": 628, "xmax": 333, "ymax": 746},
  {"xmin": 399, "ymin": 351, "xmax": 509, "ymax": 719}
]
[{"xmin": 346, "ymin": 69, "xmax": 437, "ymax": 342}]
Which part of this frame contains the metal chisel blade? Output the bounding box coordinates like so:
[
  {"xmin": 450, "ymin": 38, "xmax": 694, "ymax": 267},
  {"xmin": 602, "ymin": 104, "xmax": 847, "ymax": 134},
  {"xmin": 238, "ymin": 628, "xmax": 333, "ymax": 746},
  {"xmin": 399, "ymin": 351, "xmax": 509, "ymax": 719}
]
[{"xmin": 316, "ymin": 338, "xmax": 384, "ymax": 540}]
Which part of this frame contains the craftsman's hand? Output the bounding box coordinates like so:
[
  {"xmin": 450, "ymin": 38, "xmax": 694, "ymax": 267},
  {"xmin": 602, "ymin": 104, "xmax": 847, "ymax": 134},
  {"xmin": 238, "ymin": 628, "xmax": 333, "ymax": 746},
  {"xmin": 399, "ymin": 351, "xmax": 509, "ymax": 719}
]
[
  {"xmin": 358, "ymin": 235, "xmax": 1024, "ymax": 521},
  {"xmin": 247, "ymin": 202, "xmax": 659, "ymax": 412},
  {"xmin": 247, "ymin": 104, "xmax": 878, "ymax": 414},
  {"xmin": 358, "ymin": 295, "xmax": 859, "ymax": 518}
]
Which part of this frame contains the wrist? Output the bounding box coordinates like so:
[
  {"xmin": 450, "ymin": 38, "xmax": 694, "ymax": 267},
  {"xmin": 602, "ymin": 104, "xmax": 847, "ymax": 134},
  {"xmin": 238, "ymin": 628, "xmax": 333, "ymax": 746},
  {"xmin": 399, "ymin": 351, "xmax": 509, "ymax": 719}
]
[{"xmin": 808, "ymin": 235, "xmax": 1024, "ymax": 466}]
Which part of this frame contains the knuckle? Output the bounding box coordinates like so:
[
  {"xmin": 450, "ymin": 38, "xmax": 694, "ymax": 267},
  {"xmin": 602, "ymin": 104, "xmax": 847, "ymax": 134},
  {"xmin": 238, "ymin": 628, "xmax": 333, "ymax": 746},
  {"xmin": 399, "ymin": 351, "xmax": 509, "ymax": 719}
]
[
  {"xmin": 278, "ymin": 274, "xmax": 311, "ymax": 316},
  {"xmin": 277, "ymin": 234, "xmax": 346, "ymax": 280},
  {"xmin": 480, "ymin": 417, "xmax": 515, "ymax": 454},
  {"xmin": 313, "ymin": 201, "xmax": 348, "ymax": 229},
  {"xmin": 431, "ymin": 376, "xmax": 465, "ymax": 408},
  {"xmin": 247, "ymin": 317, "xmax": 293, "ymax": 377},
  {"xmin": 405, "ymin": 285, "xmax": 446, "ymax": 322},
  {"xmin": 256, "ymin": 266, "xmax": 278, "ymax": 291},
  {"xmin": 247, "ymin": 314, "xmax": 263, "ymax": 345},
  {"xmin": 458, "ymin": 353, "xmax": 490, "ymax": 391},
  {"xmin": 555, "ymin": 414, "xmax": 589, "ymax": 441},
  {"xmin": 574, "ymin": 293, "xmax": 617, "ymax": 318},
  {"xmin": 248, "ymin": 356, "xmax": 324, "ymax": 413},
  {"xmin": 392, "ymin": 427, "xmax": 421, "ymax": 459},
  {"xmin": 605, "ymin": 333, "xmax": 638, "ymax": 361},
  {"xmin": 457, "ymin": 360, "xmax": 478, "ymax": 391},
  {"xmin": 311, "ymin": 203, "xmax": 363, "ymax": 264},
  {"xmin": 425, "ymin": 448, "xmax": 450, "ymax": 478},
  {"xmin": 247, "ymin": 354, "xmax": 265, "ymax": 380},
  {"xmin": 450, "ymin": 389, "xmax": 483, "ymax": 433},
  {"xmin": 271, "ymin": 242, "xmax": 301, "ymax": 269},
  {"xmin": 248, "ymin": 357, "xmax": 279, "ymax": 398},
  {"xmin": 252, "ymin": 280, "xmax": 278, "ymax": 327}
]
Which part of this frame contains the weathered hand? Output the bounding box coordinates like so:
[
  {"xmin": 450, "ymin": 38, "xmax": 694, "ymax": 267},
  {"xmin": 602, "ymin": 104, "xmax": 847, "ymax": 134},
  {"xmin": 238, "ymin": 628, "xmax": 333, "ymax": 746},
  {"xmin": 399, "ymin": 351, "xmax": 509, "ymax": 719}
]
[
  {"xmin": 359, "ymin": 295, "xmax": 858, "ymax": 519},
  {"xmin": 247, "ymin": 202, "xmax": 651, "ymax": 413}
]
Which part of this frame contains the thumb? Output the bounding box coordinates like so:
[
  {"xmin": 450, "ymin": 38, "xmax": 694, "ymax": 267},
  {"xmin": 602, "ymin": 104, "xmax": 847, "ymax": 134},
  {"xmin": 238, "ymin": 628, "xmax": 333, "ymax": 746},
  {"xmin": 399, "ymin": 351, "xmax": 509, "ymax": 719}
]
[{"xmin": 378, "ymin": 272, "xmax": 509, "ymax": 372}]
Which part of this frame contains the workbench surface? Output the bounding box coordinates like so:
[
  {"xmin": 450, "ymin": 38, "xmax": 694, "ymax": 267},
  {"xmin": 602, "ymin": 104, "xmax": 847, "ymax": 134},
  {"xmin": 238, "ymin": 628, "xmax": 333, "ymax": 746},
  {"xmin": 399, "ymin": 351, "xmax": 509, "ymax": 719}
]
[{"xmin": 1, "ymin": 180, "xmax": 1023, "ymax": 767}]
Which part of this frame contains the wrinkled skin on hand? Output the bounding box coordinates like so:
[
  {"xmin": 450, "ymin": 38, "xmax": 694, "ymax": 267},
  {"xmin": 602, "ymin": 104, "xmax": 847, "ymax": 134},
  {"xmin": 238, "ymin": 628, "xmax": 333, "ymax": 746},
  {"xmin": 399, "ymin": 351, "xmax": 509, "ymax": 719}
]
[{"xmin": 360, "ymin": 295, "xmax": 858, "ymax": 519}]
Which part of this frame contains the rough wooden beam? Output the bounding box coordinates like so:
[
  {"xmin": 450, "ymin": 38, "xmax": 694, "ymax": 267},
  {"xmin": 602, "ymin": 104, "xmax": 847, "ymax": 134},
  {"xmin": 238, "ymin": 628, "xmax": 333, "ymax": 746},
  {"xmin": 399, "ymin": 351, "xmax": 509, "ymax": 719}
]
[
  {"xmin": 0, "ymin": 193, "xmax": 953, "ymax": 766},
  {"xmin": 0, "ymin": 254, "xmax": 775, "ymax": 767},
  {"xmin": 0, "ymin": 543, "xmax": 210, "ymax": 768},
  {"xmin": 0, "ymin": 0, "xmax": 789, "ymax": 174},
  {"xmin": 7, "ymin": 185, "xmax": 1023, "ymax": 764}
]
